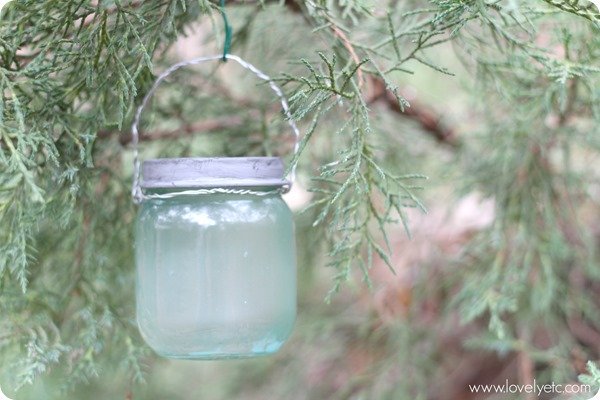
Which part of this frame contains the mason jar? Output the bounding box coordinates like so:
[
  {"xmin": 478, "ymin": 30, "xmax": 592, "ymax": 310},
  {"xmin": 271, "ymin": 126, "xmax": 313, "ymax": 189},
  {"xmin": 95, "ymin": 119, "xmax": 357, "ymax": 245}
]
[{"xmin": 135, "ymin": 157, "xmax": 297, "ymax": 359}]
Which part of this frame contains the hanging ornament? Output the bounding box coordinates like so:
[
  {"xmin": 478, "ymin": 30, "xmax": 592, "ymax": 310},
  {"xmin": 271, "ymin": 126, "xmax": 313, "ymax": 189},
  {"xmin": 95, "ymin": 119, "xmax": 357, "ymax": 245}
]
[{"xmin": 131, "ymin": 54, "xmax": 300, "ymax": 360}]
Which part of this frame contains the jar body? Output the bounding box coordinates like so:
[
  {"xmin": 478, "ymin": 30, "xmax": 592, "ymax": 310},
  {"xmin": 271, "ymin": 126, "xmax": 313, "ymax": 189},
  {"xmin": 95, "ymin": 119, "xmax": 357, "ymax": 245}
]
[{"xmin": 135, "ymin": 191, "xmax": 296, "ymax": 359}]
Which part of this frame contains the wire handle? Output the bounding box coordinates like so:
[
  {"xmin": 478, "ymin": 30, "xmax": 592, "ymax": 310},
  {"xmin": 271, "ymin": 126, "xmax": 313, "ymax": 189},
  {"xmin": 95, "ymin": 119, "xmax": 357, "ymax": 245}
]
[{"xmin": 131, "ymin": 54, "xmax": 300, "ymax": 204}]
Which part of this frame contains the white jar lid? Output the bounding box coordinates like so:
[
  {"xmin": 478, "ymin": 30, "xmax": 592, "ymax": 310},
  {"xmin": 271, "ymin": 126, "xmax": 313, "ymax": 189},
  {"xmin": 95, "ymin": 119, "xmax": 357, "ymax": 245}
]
[{"xmin": 141, "ymin": 157, "xmax": 289, "ymax": 189}]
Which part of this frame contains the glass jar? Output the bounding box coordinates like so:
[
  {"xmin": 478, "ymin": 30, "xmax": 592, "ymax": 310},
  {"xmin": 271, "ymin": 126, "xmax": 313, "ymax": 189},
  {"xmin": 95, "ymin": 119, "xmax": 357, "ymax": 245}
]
[{"xmin": 135, "ymin": 157, "xmax": 296, "ymax": 359}]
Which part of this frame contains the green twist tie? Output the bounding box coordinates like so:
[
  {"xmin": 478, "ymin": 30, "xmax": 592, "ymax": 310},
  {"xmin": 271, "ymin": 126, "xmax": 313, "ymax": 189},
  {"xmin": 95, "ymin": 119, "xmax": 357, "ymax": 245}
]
[{"xmin": 220, "ymin": 0, "xmax": 232, "ymax": 62}]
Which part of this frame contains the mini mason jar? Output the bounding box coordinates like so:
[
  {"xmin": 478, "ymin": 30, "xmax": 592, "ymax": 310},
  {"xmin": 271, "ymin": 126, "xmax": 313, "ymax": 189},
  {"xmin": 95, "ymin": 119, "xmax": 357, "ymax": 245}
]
[{"xmin": 135, "ymin": 157, "xmax": 297, "ymax": 359}]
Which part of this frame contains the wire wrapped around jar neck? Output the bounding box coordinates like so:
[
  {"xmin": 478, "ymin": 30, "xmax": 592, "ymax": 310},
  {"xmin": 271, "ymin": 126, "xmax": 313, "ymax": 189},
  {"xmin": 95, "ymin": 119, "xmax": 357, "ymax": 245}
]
[
  {"xmin": 130, "ymin": 54, "xmax": 301, "ymax": 204},
  {"xmin": 141, "ymin": 187, "xmax": 285, "ymax": 200}
]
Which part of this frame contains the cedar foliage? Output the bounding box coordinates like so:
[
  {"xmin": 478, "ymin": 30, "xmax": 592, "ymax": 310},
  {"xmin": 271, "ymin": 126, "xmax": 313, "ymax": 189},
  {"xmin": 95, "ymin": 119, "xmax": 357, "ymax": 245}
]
[{"xmin": 0, "ymin": 0, "xmax": 599, "ymax": 399}]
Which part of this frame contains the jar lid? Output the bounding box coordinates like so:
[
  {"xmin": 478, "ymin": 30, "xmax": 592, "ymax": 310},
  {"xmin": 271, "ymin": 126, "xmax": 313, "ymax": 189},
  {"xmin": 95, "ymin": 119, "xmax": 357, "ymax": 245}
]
[{"xmin": 141, "ymin": 157, "xmax": 289, "ymax": 189}]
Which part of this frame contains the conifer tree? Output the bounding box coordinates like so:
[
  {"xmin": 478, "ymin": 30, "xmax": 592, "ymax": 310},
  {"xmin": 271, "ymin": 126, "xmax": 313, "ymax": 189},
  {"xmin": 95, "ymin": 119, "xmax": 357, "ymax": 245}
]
[{"xmin": 0, "ymin": 1, "xmax": 598, "ymax": 399}]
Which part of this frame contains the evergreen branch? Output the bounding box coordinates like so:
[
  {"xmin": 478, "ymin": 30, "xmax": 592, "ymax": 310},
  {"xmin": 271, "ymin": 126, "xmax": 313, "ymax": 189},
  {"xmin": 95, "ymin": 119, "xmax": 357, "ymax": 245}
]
[
  {"xmin": 0, "ymin": 0, "xmax": 598, "ymax": 395},
  {"xmin": 579, "ymin": 362, "xmax": 600, "ymax": 391},
  {"xmin": 540, "ymin": 0, "xmax": 600, "ymax": 22},
  {"xmin": 367, "ymin": 78, "xmax": 459, "ymax": 148},
  {"xmin": 329, "ymin": 21, "xmax": 365, "ymax": 89}
]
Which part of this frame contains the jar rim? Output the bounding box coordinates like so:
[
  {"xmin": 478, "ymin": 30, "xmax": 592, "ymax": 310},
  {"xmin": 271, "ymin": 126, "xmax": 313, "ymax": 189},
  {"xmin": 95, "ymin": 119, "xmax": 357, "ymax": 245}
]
[{"xmin": 141, "ymin": 157, "xmax": 289, "ymax": 189}]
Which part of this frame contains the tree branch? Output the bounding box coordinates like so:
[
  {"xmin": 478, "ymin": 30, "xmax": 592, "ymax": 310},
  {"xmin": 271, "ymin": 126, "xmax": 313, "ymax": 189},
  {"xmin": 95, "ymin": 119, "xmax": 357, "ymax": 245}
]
[
  {"xmin": 98, "ymin": 115, "xmax": 252, "ymax": 145},
  {"xmin": 540, "ymin": 0, "xmax": 600, "ymax": 22},
  {"xmin": 278, "ymin": 0, "xmax": 459, "ymax": 148},
  {"xmin": 368, "ymin": 78, "xmax": 460, "ymax": 148},
  {"xmin": 330, "ymin": 23, "xmax": 365, "ymax": 89}
]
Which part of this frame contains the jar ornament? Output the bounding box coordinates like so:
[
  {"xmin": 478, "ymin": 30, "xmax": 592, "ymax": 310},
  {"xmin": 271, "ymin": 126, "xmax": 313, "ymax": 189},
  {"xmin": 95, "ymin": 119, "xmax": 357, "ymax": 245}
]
[{"xmin": 131, "ymin": 55, "xmax": 299, "ymax": 360}]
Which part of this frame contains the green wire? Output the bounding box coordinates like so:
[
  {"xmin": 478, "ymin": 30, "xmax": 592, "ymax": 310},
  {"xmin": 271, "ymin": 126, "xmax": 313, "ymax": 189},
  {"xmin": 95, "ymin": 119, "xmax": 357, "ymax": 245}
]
[{"xmin": 220, "ymin": 0, "xmax": 232, "ymax": 62}]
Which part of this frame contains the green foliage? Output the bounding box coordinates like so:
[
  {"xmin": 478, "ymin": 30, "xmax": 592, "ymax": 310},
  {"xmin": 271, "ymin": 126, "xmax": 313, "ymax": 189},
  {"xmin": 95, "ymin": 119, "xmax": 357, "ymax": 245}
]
[
  {"xmin": 280, "ymin": 53, "xmax": 427, "ymax": 299},
  {"xmin": 277, "ymin": 0, "xmax": 482, "ymax": 297},
  {"xmin": 542, "ymin": 0, "xmax": 600, "ymax": 22},
  {"xmin": 0, "ymin": 0, "xmax": 209, "ymax": 390},
  {"xmin": 580, "ymin": 361, "xmax": 600, "ymax": 391},
  {"xmin": 0, "ymin": 0, "xmax": 598, "ymax": 398}
]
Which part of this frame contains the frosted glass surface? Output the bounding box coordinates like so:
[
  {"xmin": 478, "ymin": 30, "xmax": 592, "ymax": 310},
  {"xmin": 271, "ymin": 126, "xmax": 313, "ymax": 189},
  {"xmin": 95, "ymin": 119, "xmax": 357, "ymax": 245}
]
[{"xmin": 135, "ymin": 192, "xmax": 296, "ymax": 359}]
